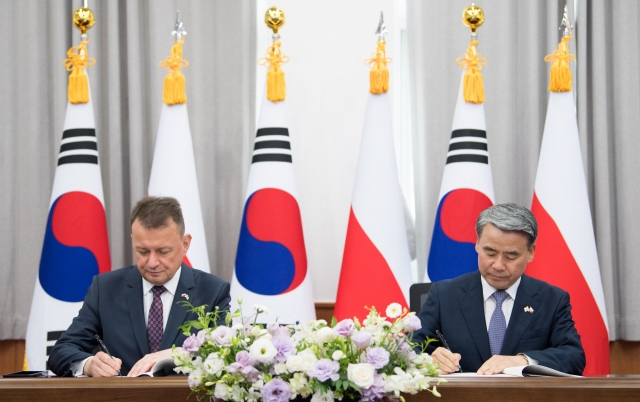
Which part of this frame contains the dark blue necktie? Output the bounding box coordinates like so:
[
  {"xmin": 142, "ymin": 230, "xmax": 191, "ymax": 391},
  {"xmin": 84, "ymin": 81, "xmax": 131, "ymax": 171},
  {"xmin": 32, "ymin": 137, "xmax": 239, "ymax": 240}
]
[{"xmin": 488, "ymin": 290, "xmax": 508, "ymax": 356}]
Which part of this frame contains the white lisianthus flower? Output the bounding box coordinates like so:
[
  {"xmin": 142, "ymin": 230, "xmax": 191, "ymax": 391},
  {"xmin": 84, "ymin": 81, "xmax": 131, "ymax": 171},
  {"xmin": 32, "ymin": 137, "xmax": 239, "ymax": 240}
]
[
  {"xmin": 311, "ymin": 389, "xmax": 335, "ymax": 402},
  {"xmin": 214, "ymin": 383, "xmax": 231, "ymax": 400},
  {"xmin": 249, "ymin": 338, "xmax": 278, "ymax": 363},
  {"xmin": 347, "ymin": 363, "xmax": 375, "ymax": 389},
  {"xmin": 253, "ymin": 304, "xmax": 269, "ymax": 314},
  {"xmin": 187, "ymin": 367, "xmax": 205, "ymax": 388},
  {"xmin": 203, "ymin": 353, "xmax": 225, "ymax": 376},
  {"xmin": 386, "ymin": 303, "xmax": 403, "ymax": 319},
  {"xmin": 332, "ymin": 350, "xmax": 345, "ymax": 361},
  {"xmin": 296, "ymin": 348, "xmax": 318, "ymax": 372},
  {"xmin": 315, "ymin": 326, "xmax": 336, "ymax": 344}
]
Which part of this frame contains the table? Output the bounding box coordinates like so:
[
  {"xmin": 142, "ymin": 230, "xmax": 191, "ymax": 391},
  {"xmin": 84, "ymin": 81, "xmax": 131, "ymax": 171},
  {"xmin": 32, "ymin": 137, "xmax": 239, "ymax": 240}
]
[{"xmin": 1, "ymin": 376, "xmax": 639, "ymax": 401}]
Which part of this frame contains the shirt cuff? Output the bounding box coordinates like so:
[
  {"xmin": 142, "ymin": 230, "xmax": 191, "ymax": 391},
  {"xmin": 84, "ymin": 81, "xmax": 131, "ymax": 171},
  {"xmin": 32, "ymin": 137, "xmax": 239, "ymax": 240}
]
[
  {"xmin": 518, "ymin": 353, "xmax": 538, "ymax": 366},
  {"xmin": 70, "ymin": 357, "xmax": 92, "ymax": 377}
]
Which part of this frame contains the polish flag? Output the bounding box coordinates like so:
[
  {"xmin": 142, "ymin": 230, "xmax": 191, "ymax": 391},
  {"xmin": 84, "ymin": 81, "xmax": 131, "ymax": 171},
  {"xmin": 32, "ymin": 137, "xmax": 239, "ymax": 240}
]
[
  {"xmin": 334, "ymin": 92, "xmax": 413, "ymax": 321},
  {"xmin": 26, "ymin": 75, "xmax": 111, "ymax": 370},
  {"xmin": 527, "ymin": 89, "xmax": 609, "ymax": 375},
  {"xmin": 230, "ymin": 96, "xmax": 316, "ymax": 324},
  {"xmin": 425, "ymin": 73, "xmax": 494, "ymax": 283},
  {"xmin": 148, "ymin": 102, "xmax": 210, "ymax": 272}
]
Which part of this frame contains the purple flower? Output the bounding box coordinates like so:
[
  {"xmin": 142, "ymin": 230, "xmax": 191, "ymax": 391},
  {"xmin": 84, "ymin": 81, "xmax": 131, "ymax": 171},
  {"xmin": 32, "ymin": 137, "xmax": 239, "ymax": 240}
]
[
  {"xmin": 361, "ymin": 374, "xmax": 386, "ymax": 402},
  {"xmin": 352, "ymin": 330, "xmax": 372, "ymax": 349},
  {"xmin": 227, "ymin": 350, "xmax": 260, "ymax": 381},
  {"xmin": 182, "ymin": 334, "xmax": 203, "ymax": 353},
  {"xmin": 333, "ymin": 319, "xmax": 355, "ymax": 337},
  {"xmin": 211, "ymin": 326, "xmax": 234, "ymax": 346},
  {"xmin": 397, "ymin": 340, "xmax": 411, "ymax": 355},
  {"xmin": 307, "ymin": 359, "xmax": 340, "ymax": 382},
  {"xmin": 261, "ymin": 378, "xmax": 291, "ymax": 402},
  {"xmin": 365, "ymin": 347, "xmax": 390, "ymax": 369},
  {"xmin": 271, "ymin": 335, "xmax": 297, "ymax": 363},
  {"xmin": 403, "ymin": 315, "xmax": 422, "ymax": 332},
  {"xmin": 268, "ymin": 322, "xmax": 291, "ymax": 337}
]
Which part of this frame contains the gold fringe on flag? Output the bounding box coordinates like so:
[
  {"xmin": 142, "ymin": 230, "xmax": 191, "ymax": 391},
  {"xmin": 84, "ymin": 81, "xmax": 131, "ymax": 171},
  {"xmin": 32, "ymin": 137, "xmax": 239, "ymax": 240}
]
[
  {"xmin": 456, "ymin": 40, "xmax": 488, "ymax": 104},
  {"xmin": 63, "ymin": 40, "xmax": 95, "ymax": 104},
  {"xmin": 159, "ymin": 38, "xmax": 189, "ymax": 105},
  {"xmin": 259, "ymin": 41, "xmax": 288, "ymax": 102},
  {"xmin": 367, "ymin": 41, "xmax": 390, "ymax": 94},
  {"xmin": 23, "ymin": 353, "xmax": 28, "ymax": 370},
  {"xmin": 544, "ymin": 34, "xmax": 575, "ymax": 92}
]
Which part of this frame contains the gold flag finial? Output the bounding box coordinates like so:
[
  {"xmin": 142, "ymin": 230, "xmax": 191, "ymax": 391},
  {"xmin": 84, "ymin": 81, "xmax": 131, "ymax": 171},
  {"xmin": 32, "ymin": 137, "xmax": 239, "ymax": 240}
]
[
  {"xmin": 457, "ymin": 3, "xmax": 487, "ymax": 104},
  {"xmin": 260, "ymin": 6, "xmax": 288, "ymax": 102},
  {"xmin": 65, "ymin": 4, "xmax": 96, "ymax": 104}
]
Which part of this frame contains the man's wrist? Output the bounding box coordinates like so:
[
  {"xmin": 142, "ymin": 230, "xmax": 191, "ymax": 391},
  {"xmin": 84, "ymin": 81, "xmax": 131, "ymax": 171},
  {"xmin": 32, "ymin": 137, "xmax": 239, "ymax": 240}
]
[{"xmin": 517, "ymin": 353, "xmax": 530, "ymax": 365}]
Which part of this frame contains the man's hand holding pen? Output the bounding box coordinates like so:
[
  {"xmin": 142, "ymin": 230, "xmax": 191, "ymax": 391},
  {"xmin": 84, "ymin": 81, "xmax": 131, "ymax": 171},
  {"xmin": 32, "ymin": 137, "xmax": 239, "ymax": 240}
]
[
  {"xmin": 431, "ymin": 347, "xmax": 462, "ymax": 374},
  {"xmin": 83, "ymin": 352, "xmax": 122, "ymax": 377}
]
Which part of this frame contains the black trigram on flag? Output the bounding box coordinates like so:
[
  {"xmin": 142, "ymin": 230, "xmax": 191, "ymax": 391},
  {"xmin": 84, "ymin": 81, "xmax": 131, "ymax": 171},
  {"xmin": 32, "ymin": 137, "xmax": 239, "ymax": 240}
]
[
  {"xmin": 445, "ymin": 129, "xmax": 489, "ymax": 164},
  {"xmin": 252, "ymin": 127, "xmax": 292, "ymax": 164},
  {"xmin": 45, "ymin": 330, "xmax": 65, "ymax": 370},
  {"xmin": 58, "ymin": 128, "xmax": 99, "ymax": 165}
]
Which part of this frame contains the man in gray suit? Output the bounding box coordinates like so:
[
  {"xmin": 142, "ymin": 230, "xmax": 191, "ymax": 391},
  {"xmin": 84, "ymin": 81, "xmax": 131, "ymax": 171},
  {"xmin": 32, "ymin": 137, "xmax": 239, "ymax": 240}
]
[{"xmin": 49, "ymin": 196, "xmax": 231, "ymax": 377}]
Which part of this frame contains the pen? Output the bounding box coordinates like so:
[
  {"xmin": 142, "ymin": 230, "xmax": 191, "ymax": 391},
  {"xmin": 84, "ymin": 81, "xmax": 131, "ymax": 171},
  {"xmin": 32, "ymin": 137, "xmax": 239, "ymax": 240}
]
[
  {"xmin": 94, "ymin": 334, "xmax": 121, "ymax": 377},
  {"xmin": 435, "ymin": 329, "xmax": 463, "ymax": 372}
]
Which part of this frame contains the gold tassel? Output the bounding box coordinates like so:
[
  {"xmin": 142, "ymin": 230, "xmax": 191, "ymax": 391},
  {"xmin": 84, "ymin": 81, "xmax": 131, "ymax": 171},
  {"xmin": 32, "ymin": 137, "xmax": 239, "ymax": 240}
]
[
  {"xmin": 259, "ymin": 41, "xmax": 288, "ymax": 102},
  {"xmin": 63, "ymin": 40, "xmax": 95, "ymax": 104},
  {"xmin": 159, "ymin": 39, "xmax": 189, "ymax": 105},
  {"xmin": 456, "ymin": 40, "xmax": 488, "ymax": 104},
  {"xmin": 545, "ymin": 34, "xmax": 575, "ymax": 92},
  {"xmin": 367, "ymin": 41, "xmax": 390, "ymax": 94},
  {"xmin": 23, "ymin": 353, "xmax": 29, "ymax": 371}
]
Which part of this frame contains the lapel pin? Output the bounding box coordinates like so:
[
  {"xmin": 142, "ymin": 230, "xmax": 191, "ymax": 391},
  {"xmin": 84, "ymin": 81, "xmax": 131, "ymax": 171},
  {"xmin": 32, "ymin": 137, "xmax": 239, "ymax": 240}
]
[
  {"xmin": 181, "ymin": 293, "xmax": 189, "ymax": 300},
  {"xmin": 524, "ymin": 306, "xmax": 534, "ymax": 313}
]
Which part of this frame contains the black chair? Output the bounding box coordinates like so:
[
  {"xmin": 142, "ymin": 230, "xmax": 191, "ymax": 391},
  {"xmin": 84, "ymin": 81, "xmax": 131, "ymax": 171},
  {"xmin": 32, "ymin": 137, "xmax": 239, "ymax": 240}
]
[{"xmin": 409, "ymin": 282, "xmax": 432, "ymax": 314}]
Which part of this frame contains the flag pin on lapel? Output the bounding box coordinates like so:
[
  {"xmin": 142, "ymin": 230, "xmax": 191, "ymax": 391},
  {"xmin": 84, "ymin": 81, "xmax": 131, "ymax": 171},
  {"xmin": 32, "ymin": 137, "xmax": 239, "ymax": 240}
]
[
  {"xmin": 181, "ymin": 293, "xmax": 189, "ymax": 300},
  {"xmin": 524, "ymin": 306, "xmax": 534, "ymax": 313}
]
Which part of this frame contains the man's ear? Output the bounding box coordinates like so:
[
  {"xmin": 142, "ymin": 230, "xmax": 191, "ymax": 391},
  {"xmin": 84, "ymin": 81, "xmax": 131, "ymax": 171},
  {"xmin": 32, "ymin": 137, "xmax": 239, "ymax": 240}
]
[
  {"xmin": 182, "ymin": 233, "xmax": 192, "ymax": 254},
  {"xmin": 527, "ymin": 243, "xmax": 536, "ymax": 263}
]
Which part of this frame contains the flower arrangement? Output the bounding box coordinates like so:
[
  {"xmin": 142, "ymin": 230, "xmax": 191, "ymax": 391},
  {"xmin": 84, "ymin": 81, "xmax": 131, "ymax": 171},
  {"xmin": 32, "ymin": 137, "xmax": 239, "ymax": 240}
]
[{"xmin": 172, "ymin": 298, "xmax": 444, "ymax": 401}]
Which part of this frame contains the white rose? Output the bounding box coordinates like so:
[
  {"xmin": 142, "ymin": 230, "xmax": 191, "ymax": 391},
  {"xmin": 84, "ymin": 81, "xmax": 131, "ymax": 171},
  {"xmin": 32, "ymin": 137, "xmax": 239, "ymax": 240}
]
[
  {"xmin": 347, "ymin": 363, "xmax": 375, "ymax": 389},
  {"xmin": 286, "ymin": 355, "xmax": 304, "ymax": 373},
  {"xmin": 214, "ymin": 383, "xmax": 230, "ymax": 400},
  {"xmin": 310, "ymin": 389, "xmax": 335, "ymax": 402},
  {"xmin": 274, "ymin": 362, "xmax": 288, "ymax": 375},
  {"xmin": 332, "ymin": 350, "xmax": 345, "ymax": 361},
  {"xmin": 297, "ymin": 348, "xmax": 318, "ymax": 371},
  {"xmin": 204, "ymin": 353, "xmax": 225, "ymax": 376},
  {"xmin": 315, "ymin": 327, "xmax": 336, "ymax": 344},
  {"xmin": 249, "ymin": 338, "xmax": 278, "ymax": 363}
]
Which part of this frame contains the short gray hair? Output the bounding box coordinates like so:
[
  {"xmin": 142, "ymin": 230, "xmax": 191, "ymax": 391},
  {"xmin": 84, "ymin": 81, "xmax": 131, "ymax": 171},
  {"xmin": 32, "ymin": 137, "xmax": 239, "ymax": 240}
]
[{"xmin": 476, "ymin": 203, "xmax": 537, "ymax": 249}]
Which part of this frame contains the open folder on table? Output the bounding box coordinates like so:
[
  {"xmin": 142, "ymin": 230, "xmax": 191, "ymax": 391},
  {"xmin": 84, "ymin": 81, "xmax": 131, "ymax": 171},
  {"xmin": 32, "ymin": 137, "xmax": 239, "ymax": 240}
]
[
  {"xmin": 441, "ymin": 365, "xmax": 582, "ymax": 378},
  {"xmin": 134, "ymin": 358, "xmax": 177, "ymax": 377}
]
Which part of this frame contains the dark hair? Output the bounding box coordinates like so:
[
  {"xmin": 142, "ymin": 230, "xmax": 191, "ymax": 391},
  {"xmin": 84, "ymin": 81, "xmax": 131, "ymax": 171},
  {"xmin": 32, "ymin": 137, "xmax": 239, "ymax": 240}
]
[
  {"xmin": 130, "ymin": 196, "xmax": 185, "ymax": 236},
  {"xmin": 476, "ymin": 203, "xmax": 538, "ymax": 249}
]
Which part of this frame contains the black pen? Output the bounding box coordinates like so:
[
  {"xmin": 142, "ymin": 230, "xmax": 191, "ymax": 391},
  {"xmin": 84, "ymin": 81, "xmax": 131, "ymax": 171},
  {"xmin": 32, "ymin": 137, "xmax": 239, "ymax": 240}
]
[
  {"xmin": 435, "ymin": 329, "xmax": 463, "ymax": 372},
  {"xmin": 94, "ymin": 334, "xmax": 121, "ymax": 377}
]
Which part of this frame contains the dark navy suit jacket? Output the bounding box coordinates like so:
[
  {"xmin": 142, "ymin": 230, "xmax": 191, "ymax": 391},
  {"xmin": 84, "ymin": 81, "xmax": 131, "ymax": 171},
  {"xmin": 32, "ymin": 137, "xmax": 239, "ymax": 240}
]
[
  {"xmin": 48, "ymin": 264, "xmax": 230, "ymax": 376},
  {"xmin": 412, "ymin": 271, "xmax": 585, "ymax": 375}
]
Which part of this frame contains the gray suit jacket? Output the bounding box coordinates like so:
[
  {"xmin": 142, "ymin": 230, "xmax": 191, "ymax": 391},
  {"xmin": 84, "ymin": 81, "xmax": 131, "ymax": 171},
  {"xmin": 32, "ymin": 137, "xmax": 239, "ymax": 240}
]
[
  {"xmin": 412, "ymin": 271, "xmax": 585, "ymax": 374},
  {"xmin": 48, "ymin": 264, "xmax": 230, "ymax": 376}
]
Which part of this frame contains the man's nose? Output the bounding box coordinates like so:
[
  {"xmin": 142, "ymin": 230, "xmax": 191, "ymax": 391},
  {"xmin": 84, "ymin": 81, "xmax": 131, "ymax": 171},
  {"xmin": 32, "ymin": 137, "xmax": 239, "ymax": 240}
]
[
  {"xmin": 492, "ymin": 255, "xmax": 506, "ymax": 270},
  {"xmin": 147, "ymin": 252, "xmax": 160, "ymax": 267}
]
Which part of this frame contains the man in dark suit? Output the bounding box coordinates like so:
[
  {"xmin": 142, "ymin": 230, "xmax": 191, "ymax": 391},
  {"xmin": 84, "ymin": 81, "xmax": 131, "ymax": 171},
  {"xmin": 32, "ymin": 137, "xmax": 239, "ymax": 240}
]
[
  {"xmin": 413, "ymin": 203, "xmax": 585, "ymax": 375},
  {"xmin": 49, "ymin": 196, "xmax": 231, "ymax": 377}
]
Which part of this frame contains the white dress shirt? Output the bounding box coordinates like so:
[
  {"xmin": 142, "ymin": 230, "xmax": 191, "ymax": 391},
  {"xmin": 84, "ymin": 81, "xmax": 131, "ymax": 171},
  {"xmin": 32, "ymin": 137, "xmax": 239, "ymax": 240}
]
[
  {"xmin": 480, "ymin": 275, "xmax": 537, "ymax": 365},
  {"xmin": 71, "ymin": 267, "xmax": 183, "ymax": 376}
]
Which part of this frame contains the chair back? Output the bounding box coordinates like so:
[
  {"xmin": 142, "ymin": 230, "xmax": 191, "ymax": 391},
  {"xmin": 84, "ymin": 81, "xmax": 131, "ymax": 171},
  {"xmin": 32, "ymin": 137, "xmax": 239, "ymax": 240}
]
[{"xmin": 409, "ymin": 282, "xmax": 432, "ymax": 314}]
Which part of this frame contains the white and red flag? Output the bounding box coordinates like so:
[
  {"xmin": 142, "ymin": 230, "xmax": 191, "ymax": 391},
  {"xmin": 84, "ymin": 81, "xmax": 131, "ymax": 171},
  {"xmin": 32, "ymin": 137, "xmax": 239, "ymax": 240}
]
[
  {"xmin": 527, "ymin": 31, "xmax": 609, "ymax": 375},
  {"xmin": 425, "ymin": 38, "xmax": 495, "ymax": 282},
  {"xmin": 26, "ymin": 38, "xmax": 111, "ymax": 370},
  {"xmin": 231, "ymin": 33, "xmax": 316, "ymax": 323},
  {"xmin": 335, "ymin": 29, "xmax": 413, "ymax": 321},
  {"xmin": 148, "ymin": 24, "xmax": 210, "ymax": 272}
]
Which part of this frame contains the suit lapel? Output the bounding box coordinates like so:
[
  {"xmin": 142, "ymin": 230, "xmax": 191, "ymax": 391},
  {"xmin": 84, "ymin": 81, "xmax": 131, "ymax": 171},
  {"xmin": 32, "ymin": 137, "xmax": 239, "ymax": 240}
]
[
  {"xmin": 159, "ymin": 264, "xmax": 195, "ymax": 350},
  {"xmin": 126, "ymin": 268, "xmax": 150, "ymax": 356},
  {"xmin": 458, "ymin": 272, "xmax": 492, "ymax": 363},
  {"xmin": 501, "ymin": 275, "xmax": 539, "ymax": 355}
]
